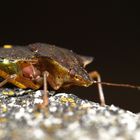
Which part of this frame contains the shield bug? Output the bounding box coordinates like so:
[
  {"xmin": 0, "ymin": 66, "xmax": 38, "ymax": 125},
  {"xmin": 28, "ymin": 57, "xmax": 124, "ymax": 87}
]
[
  {"xmin": 0, "ymin": 44, "xmax": 105, "ymax": 107},
  {"xmin": 28, "ymin": 43, "xmax": 106, "ymax": 106},
  {"xmin": 28, "ymin": 43, "xmax": 140, "ymax": 107},
  {"xmin": 0, "ymin": 43, "xmax": 140, "ymax": 108}
]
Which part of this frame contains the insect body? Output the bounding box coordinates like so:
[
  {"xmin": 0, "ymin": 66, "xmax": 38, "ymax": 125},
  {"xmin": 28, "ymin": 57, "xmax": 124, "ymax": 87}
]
[
  {"xmin": 1, "ymin": 43, "xmax": 139, "ymax": 108},
  {"xmin": 0, "ymin": 43, "xmax": 106, "ymax": 107}
]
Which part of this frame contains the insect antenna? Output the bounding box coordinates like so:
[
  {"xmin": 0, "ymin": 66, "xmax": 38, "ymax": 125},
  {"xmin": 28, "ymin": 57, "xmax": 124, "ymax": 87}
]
[
  {"xmin": 89, "ymin": 71, "xmax": 140, "ymax": 106},
  {"xmin": 93, "ymin": 80, "xmax": 140, "ymax": 90}
]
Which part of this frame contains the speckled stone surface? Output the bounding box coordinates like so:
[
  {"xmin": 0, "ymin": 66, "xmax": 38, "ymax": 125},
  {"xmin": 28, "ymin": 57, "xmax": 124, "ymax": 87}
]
[{"xmin": 0, "ymin": 88, "xmax": 140, "ymax": 140}]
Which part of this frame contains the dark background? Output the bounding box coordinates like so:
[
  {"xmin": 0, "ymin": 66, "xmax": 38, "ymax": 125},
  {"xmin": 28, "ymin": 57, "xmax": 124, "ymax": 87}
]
[{"xmin": 0, "ymin": 1, "xmax": 140, "ymax": 112}]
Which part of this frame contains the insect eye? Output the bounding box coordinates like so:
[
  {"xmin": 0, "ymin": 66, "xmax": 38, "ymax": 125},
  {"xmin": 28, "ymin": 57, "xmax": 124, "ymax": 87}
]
[
  {"xmin": 74, "ymin": 75, "xmax": 80, "ymax": 81},
  {"xmin": 75, "ymin": 75, "xmax": 78, "ymax": 79}
]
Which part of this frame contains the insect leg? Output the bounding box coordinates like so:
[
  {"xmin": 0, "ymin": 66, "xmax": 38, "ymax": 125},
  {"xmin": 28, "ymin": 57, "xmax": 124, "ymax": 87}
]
[
  {"xmin": 89, "ymin": 71, "xmax": 106, "ymax": 106},
  {"xmin": 0, "ymin": 69, "xmax": 40, "ymax": 89},
  {"xmin": 38, "ymin": 71, "xmax": 49, "ymax": 108},
  {"xmin": 0, "ymin": 74, "xmax": 17, "ymax": 87}
]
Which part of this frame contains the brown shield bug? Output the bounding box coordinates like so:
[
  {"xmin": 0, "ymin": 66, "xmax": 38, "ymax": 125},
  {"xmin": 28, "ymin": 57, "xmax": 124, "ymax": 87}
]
[{"xmin": 0, "ymin": 43, "xmax": 140, "ymax": 108}]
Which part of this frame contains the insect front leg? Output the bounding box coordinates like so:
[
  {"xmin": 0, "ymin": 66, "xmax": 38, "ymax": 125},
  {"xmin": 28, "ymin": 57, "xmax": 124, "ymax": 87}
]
[
  {"xmin": 37, "ymin": 71, "xmax": 50, "ymax": 108},
  {"xmin": 42, "ymin": 71, "xmax": 49, "ymax": 107},
  {"xmin": 0, "ymin": 73, "xmax": 17, "ymax": 87},
  {"xmin": 0, "ymin": 69, "xmax": 25, "ymax": 88},
  {"xmin": 89, "ymin": 71, "xmax": 106, "ymax": 106}
]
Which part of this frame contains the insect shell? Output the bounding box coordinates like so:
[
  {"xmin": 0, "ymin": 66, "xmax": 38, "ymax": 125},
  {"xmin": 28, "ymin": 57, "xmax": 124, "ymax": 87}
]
[{"xmin": 0, "ymin": 43, "xmax": 94, "ymax": 91}]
